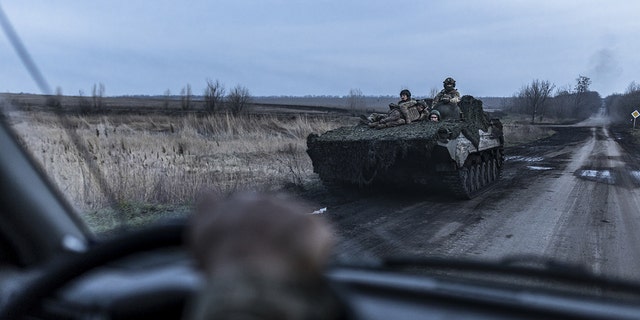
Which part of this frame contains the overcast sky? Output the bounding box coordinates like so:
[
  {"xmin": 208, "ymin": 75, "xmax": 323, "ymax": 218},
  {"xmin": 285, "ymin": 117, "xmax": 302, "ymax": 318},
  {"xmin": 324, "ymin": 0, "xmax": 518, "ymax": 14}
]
[{"xmin": 1, "ymin": 1, "xmax": 639, "ymax": 98}]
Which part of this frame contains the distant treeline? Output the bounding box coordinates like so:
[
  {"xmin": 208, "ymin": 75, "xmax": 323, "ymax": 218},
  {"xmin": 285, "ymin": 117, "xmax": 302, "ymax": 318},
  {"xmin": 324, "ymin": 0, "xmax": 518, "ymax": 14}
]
[
  {"xmin": 250, "ymin": 95, "xmax": 510, "ymax": 111},
  {"xmin": 1, "ymin": 92, "xmax": 511, "ymax": 114},
  {"xmin": 605, "ymin": 85, "xmax": 640, "ymax": 124}
]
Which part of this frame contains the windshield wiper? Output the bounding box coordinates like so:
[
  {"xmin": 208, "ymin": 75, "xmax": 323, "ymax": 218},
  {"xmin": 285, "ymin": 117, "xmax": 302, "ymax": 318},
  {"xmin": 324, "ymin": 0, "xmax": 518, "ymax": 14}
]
[{"xmin": 0, "ymin": 4, "xmax": 51, "ymax": 95}]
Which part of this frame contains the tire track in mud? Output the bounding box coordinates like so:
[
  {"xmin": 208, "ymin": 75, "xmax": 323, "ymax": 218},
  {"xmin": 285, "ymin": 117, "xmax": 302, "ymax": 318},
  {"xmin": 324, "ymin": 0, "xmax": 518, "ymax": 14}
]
[
  {"xmin": 549, "ymin": 126, "xmax": 640, "ymax": 279},
  {"xmin": 324, "ymin": 196, "xmax": 471, "ymax": 260},
  {"xmin": 437, "ymin": 127, "xmax": 598, "ymax": 260}
]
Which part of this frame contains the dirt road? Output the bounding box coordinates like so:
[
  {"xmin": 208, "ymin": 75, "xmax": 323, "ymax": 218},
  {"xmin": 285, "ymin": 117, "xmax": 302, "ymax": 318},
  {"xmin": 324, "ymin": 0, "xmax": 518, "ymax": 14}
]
[{"xmin": 303, "ymin": 117, "xmax": 640, "ymax": 281}]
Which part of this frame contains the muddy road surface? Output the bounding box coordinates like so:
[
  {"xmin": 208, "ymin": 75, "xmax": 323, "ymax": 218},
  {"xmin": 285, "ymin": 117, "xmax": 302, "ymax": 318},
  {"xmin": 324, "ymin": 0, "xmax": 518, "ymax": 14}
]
[{"xmin": 302, "ymin": 118, "xmax": 640, "ymax": 281}]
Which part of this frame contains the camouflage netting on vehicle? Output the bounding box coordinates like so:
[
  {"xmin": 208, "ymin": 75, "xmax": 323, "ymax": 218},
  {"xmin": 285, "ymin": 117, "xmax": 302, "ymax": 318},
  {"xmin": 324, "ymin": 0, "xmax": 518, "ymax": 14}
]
[
  {"xmin": 307, "ymin": 122, "xmax": 444, "ymax": 185},
  {"xmin": 306, "ymin": 96, "xmax": 496, "ymax": 186},
  {"xmin": 458, "ymin": 95, "xmax": 491, "ymax": 148}
]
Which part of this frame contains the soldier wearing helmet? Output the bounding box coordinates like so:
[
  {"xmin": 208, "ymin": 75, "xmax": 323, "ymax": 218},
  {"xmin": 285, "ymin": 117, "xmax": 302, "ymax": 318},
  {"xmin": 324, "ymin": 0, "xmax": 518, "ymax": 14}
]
[
  {"xmin": 428, "ymin": 109, "xmax": 441, "ymax": 122},
  {"xmin": 364, "ymin": 89, "xmax": 421, "ymax": 129},
  {"xmin": 431, "ymin": 77, "xmax": 462, "ymax": 120}
]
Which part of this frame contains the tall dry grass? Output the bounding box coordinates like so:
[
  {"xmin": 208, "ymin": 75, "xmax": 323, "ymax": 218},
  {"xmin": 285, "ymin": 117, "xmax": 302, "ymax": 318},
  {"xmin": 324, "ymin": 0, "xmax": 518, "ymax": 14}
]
[
  {"xmin": 500, "ymin": 114, "xmax": 556, "ymax": 146},
  {"xmin": 9, "ymin": 111, "xmax": 351, "ymax": 232},
  {"xmin": 502, "ymin": 124, "xmax": 555, "ymax": 146}
]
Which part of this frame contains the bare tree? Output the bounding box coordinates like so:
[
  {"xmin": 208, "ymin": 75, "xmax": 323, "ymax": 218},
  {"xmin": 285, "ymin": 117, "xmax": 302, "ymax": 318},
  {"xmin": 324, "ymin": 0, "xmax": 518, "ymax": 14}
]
[
  {"xmin": 518, "ymin": 79, "xmax": 555, "ymax": 124},
  {"xmin": 549, "ymin": 89, "xmax": 572, "ymax": 119},
  {"xmin": 46, "ymin": 86, "xmax": 63, "ymax": 109},
  {"xmin": 346, "ymin": 88, "xmax": 365, "ymax": 112},
  {"xmin": 92, "ymin": 82, "xmax": 105, "ymax": 109},
  {"xmin": 181, "ymin": 84, "xmax": 192, "ymax": 110},
  {"xmin": 163, "ymin": 89, "xmax": 171, "ymax": 109},
  {"xmin": 574, "ymin": 75, "xmax": 592, "ymax": 109},
  {"xmin": 607, "ymin": 83, "xmax": 640, "ymax": 123},
  {"xmin": 78, "ymin": 89, "xmax": 91, "ymax": 113},
  {"xmin": 227, "ymin": 85, "xmax": 251, "ymax": 115},
  {"xmin": 428, "ymin": 87, "xmax": 440, "ymax": 98},
  {"xmin": 204, "ymin": 79, "xmax": 225, "ymax": 113},
  {"xmin": 626, "ymin": 81, "xmax": 640, "ymax": 94}
]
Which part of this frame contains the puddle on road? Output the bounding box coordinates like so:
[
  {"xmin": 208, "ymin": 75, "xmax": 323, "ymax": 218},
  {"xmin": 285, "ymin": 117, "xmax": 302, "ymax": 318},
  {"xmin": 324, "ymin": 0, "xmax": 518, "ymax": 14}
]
[
  {"xmin": 507, "ymin": 156, "xmax": 555, "ymax": 171},
  {"xmin": 505, "ymin": 156, "xmax": 544, "ymax": 162},
  {"xmin": 526, "ymin": 166, "xmax": 553, "ymax": 171},
  {"xmin": 632, "ymin": 171, "xmax": 640, "ymax": 184},
  {"xmin": 576, "ymin": 169, "xmax": 616, "ymax": 184},
  {"xmin": 575, "ymin": 168, "xmax": 640, "ymax": 187}
]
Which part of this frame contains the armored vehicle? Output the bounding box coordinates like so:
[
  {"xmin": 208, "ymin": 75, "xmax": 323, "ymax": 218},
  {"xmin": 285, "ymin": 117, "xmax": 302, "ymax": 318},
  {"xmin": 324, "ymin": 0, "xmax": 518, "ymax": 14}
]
[{"xmin": 306, "ymin": 95, "xmax": 504, "ymax": 199}]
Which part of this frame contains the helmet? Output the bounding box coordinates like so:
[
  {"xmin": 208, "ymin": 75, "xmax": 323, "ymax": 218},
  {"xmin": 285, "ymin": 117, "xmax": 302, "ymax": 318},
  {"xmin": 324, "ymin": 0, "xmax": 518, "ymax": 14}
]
[
  {"xmin": 429, "ymin": 109, "xmax": 441, "ymax": 118},
  {"xmin": 400, "ymin": 89, "xmax": 411, "ymax": 98},
  {"xmin": 443, "ymin": 77, "xmax": 456, "ymax": 86}
]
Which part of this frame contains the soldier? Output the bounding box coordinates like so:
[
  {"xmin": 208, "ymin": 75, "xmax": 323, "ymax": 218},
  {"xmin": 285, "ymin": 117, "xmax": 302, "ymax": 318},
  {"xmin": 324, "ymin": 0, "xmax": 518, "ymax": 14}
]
[
  {"xmin": 185, "ymin": 191, "xmax": 345, "ymax": 320},
  {"xmin": 365, "ymin": 89, "xmax": 422, "ymax": 129},
  {"xmin": 429, "ymin": 109, "xmax": 441, "ymax": 122},
  {"xmin": 432, "ymin": 77, "xmax": 462, "ymax": 120}
]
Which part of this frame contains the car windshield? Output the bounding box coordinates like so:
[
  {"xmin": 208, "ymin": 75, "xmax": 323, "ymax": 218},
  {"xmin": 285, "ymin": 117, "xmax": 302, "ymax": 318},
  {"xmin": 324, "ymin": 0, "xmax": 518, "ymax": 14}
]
[{"xmin": 2, "ymin": 0, "xmax": 640, "ymax": 289}]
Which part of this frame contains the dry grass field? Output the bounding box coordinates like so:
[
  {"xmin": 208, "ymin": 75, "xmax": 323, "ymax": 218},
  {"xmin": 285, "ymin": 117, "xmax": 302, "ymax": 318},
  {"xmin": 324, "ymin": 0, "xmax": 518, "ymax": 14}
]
[
  {"xmin": 5, "ymin": 107, "xmax": 352, "ymax": 232},
  {"xmin": 501, "ymin": 120, "xmax": 556, "ymax": 146}
]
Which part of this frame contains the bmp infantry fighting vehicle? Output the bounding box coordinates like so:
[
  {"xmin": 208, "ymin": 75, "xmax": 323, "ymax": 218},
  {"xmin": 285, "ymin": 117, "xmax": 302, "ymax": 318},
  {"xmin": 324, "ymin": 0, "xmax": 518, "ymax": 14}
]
[{"xmin": 306, "ymin": 95, "xmax": 504, "ymax": 199}]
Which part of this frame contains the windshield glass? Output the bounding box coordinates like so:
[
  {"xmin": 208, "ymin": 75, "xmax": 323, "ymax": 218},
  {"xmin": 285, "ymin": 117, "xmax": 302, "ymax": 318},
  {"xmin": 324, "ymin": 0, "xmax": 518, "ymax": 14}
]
[{"xmin": 2, "ymin": 1, "xmax": 640, "ymax": 287}]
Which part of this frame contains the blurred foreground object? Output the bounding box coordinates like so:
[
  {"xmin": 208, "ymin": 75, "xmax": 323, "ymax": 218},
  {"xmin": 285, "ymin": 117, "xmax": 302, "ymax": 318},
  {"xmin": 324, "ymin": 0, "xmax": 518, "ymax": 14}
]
[{"xmin": 186, "ymin": 192, "xmax": 345, "ymax": 320}]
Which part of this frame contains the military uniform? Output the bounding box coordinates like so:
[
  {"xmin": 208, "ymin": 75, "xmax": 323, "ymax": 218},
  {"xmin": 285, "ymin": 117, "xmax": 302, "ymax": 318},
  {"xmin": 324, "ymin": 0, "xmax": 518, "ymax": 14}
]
[
  {"xmin": 366, "ymin": 89, "xmax": 424, "ymax": 129},
  {"xmin": 432, "ymin": 88, "xmax": 461, "ymax": 107},
  {"xmin": 429, "ymin": 109, "xmax": 441, "ymax": 122},
  {"xmin": 432, "ymin": 77, "xmax": 462, "ymax": 120}
]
